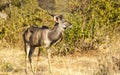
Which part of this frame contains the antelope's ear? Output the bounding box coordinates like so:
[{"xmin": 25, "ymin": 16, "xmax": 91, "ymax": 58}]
[
  {"xmin": 53, "ymin": 15, "xmax": 64, "ymax": 22},
  {"xmin": 54, "ymin": 16, "xmax": 58, "ymax": 22}
]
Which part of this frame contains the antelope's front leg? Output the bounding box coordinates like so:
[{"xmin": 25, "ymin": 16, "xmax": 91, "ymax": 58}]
[{"xmin": 47, "ymin": 48, "xmax": 52, "ymax": 75}]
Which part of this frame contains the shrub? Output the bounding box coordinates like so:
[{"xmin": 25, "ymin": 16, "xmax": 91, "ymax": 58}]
[{"xmin": 0, "ymin": 0, "xmax": 120, "ymax": 52}]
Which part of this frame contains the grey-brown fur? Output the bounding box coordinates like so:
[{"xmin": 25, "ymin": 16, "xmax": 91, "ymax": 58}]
[{"xmin": 23, "ymin": 13, "xmax": 72, "ymax": 74}]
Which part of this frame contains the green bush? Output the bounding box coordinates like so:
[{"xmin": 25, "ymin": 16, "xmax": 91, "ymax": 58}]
[
  {"xmin": 0, "ymin": 0, "xmax": 119, "ymax": 52},
  {"xmin": 64, "ymin": 0, "xmax": 120, "ymax": 51}
]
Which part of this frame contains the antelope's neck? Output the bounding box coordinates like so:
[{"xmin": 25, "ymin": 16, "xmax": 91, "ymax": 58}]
[{"xmin": 48, "ymin": 23, "xmax": 63, "ymax": 44}]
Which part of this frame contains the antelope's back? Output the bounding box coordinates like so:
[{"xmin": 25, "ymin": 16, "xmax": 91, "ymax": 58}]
[
  {"xmin": 23, "ymin": 26, "xmax": 39, "ymax": 43},
  {"xmin": 23, "ymin": 25, "xmax": 50, "ymax": 46}
]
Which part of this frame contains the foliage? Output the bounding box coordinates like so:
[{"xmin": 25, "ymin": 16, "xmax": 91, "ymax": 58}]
[
  {"xmin": 0, "ymin": 0, "xmax": 53, "ymax": 47},
  {"xmin": 64, "ymin": 0, "xmax": 120, "ymax": 51},
  {"xmin": 0, "ymin": 0, "xmax": 120, "ymax": 51}
]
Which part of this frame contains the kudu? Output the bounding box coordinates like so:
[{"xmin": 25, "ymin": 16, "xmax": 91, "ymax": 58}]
[{"xmin": 23, "ymin": 12, "xmax": 72, "ymax": 74}]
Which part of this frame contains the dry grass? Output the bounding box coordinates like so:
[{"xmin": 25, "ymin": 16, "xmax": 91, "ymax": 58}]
[
  {"xmin": 0, "ymin": 35, "xmax": 120, "ymax": 75},
  {"xmin": 0, "ymin": 48, "xmax": 99, "ymax": 75}
]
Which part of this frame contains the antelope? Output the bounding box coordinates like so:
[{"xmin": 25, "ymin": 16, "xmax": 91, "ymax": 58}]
[{"xmin": 23, "ymin": 12, "xmax": 72, "ymax": 74}]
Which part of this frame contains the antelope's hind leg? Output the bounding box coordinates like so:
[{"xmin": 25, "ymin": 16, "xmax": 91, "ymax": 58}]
[
  {"xmin": 24, "ymin": 43, "xmax": 30, "ymax": 73},
  {"xmin": 28, "ymin": 46, "xmax": 35, "ymax": 73},
  {"xmin": 34, "ymin": 47, "xmax": 41, "ymax": 73}
]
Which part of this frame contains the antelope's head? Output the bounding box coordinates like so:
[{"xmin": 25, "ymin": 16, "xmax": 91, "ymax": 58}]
[{"xmin": 48, "ymin": 11, "xmax": 72, "ymax": 31}]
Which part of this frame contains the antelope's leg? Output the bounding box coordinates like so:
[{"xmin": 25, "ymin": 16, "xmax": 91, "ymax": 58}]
[
  {"xmin": 24, "ymin": 43, "xmax": 30, "ymax": 73},
  {"xmin": 28, "ymin": 46, "xmax": 35, "ymax": 73},
  {"xmin": 47, "ymin": 49, "xmax": 52, "ymax": 75},
  {"xmin": 35, "ymin": 47, "xmax": 41, "ymax": 73}
]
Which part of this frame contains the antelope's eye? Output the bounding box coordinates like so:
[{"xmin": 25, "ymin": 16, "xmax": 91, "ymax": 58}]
[{"xmin": 64, "ymin": 27, "xmax": 67, "ymax": 29}]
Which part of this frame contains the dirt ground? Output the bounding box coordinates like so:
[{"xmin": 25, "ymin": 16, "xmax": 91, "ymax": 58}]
[{"xmin": 0, "ymin": 35, "xmax": 120, "ymax": 75}]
